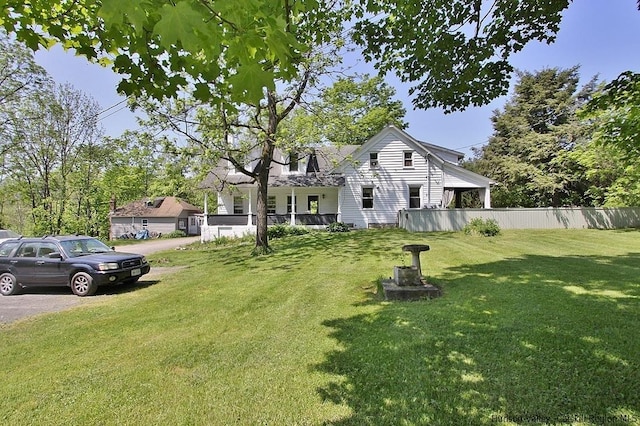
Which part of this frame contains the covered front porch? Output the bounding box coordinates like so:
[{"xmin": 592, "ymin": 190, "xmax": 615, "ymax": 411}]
[{"xmin": 201, "ymin": 182, "xmax": 343, "ymax": 240}]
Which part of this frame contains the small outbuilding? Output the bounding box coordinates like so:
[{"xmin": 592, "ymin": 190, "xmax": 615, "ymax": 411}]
[{"xmin": 109, "ymin": 196, "xmax": 203, "ymax": 239}]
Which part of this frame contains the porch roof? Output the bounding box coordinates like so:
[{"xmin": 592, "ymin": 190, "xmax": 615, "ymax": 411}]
[
  {"xmin": 269, "ymin": 173, "xmax": 345, "ymax": 187},
  {"xmin": 201, "ymin": 172, "xmax": 345, "ymax": 190}
]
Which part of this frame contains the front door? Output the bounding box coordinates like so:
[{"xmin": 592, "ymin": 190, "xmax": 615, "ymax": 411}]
[{"xmin": 307, "ymin": 195, "xmax": 319, "ymax": 214}]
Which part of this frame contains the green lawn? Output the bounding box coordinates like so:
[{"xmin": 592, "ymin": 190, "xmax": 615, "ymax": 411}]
[{"xmin": 1, "ymin": 229, "xmax": 639, "ymax": 425}]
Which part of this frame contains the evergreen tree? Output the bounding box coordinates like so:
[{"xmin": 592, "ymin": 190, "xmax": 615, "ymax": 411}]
[{"xmin": 468, "ymin": 67, "xmax": 597, "ymax": 207}]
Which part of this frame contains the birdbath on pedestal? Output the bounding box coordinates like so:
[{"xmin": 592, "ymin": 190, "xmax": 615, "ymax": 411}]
[
  {"xmin": 402, "ymin": 244, "xmax": 430, "ymax": 277},
  {"xmin": 382, "ymin": 243, "xmax": 441, "ymax": 300}
]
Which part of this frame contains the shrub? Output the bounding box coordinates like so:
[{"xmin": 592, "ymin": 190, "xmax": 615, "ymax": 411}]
[
  {"xmin": 326, "ymin": 222, "xmax": 351, "ymax": 233},
  {"xmin": 166, "ymin": 230, "xmax": 187, "ymax": 238},
  {"xmin": 463, "ymin": 218, "xmax": 501, "ymax": 237},
  {"xmin": 267, "ymin": 224, "xmax": 310, "ymax": 240}
]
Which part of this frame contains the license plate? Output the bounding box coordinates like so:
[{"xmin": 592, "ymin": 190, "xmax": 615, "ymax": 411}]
[{"xmin": 131, "ymin": 268, "xmax": 141, "ymax": 277}]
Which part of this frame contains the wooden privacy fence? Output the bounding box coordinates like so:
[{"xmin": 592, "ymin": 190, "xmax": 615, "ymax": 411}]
[{"xmin": 398, "ymin": 207, "xmax": 640, "ymax": 232}]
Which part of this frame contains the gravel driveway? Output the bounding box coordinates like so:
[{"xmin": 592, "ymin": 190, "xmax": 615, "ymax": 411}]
[{"xmin": 0, "ymin": 236, "xmax": 200, "ymax": 325}]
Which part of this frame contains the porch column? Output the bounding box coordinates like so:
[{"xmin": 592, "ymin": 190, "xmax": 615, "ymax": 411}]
[
  {"xmin": 290, "ymin": 188, "xmax": 296, "ymax": 226},
  {"xmin": 480, "ymin": 187, "xmax": 491, "ymax": 208},
  {"xmin": 337, "ymin": 187, "xmax": 343, "ymax": 223},
  {"xmin": 247, "ymin": 189, "xmax": 253, "ymax": 226}
]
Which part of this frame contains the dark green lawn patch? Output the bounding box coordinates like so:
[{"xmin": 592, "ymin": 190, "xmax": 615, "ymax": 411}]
[{"xmin": 1, "ymin": 229, "xmax": 639, "ymax": 425}]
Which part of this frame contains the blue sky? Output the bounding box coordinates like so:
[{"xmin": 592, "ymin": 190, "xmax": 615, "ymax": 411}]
[{"xmin": 34, "ymin": 0, "xmax": 640, "ymax": 158}]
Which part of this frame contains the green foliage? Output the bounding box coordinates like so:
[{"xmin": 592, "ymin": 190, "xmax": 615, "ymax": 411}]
[
  {"xmin": 580, "ymin": 71, "xmax": 640, "ymax": 163},
  {"xmin": 351, "ymin": 0, "xmax": 571, "ymax": 112},
  {"xmin": 326, "ymin": 222, "xmax": 350, "ymax": 233},
  {"xmin": 165, "ymin": 230, "xmax": 187, "ymax": 238},
  {"xmin": 267, "ymin": 224, "xmax": 310, "ymax": 240},
  {"xmin": 1, "ymin": 0, "xmax": 585, "ymax": 115},
  {"xmin": 462, "ymin": 218, "xmax": 501, "ymax": 237},
  {"xmin": 571, "ymin": 138, "xmax": 640, "ymax": 207},
  {"xmin": 282, "ymin": 75, "xmax": 407, "ymax": 146},
  {"xmin": 0, "ymin": 0, "xmax": 340, "ymax": 106},
  {"xmin": 467, "ymin": 67, "xmax": 597, "ymax": 207}
]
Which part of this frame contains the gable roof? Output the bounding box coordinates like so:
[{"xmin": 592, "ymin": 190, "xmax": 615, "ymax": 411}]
[
  {"xmin": 335, "ymin": 125, "xmax": 493, "ymax": 185},
  {"xmin": 199, "ymin": 145, "xmax": 359, "ymax": 191},
  {"xmin": 111, "ymin": 196, "xmax": 202, "ymax": 218},
  {"xmin": 335, "ymin": 125, "xmax": 463, "ymax": 170}
]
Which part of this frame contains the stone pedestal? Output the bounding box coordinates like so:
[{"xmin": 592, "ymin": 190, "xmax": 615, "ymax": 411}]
[
  {"xmin": 381, "ymin": 278, "xmax": 442, "ymax": 301},
  {"xmin": 394, "ymin": 266, "xmax": 421, "ymax": 286}
]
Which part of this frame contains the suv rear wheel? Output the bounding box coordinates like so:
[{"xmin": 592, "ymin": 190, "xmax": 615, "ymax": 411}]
[
  {"xmin": 0, "ymin": 272, "xmax": 18, "ymax": 296},
  {"xmin": 70, "ymin": 272, "xmax": 98, "ymax": 296}
]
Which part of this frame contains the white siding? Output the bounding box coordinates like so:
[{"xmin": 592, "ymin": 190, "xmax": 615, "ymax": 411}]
[
  {"xmin": 341, "ymin": 132, "xmax": 432, "ymax": 228},
  {"xmin": 443, "ymin": 164, "xmax": 485, "ymax": 188}
]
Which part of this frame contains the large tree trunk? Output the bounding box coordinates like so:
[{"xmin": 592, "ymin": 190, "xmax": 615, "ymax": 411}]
[
  {"xmin": 252, "ymin": 93, "xmax": 279, "ymax": 254},
  {"xmin": 254, "ymin": 168, "xmax": 270, "ymax": 253}
]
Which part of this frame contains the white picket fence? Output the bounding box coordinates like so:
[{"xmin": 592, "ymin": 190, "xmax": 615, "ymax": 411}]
[{"xmin": 398, "ymin": 207, "xmax": 640, "ymax": 232}]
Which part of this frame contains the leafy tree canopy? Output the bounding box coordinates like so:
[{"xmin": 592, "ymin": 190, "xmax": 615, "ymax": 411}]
[
  {"xmin": 468, "ymin": 67, "xmax": 597, "ymax": 207},
  {"xmin": 0, "ymin": 0, "xmax": 591, "ymax": 114},
  {"xmin": 282, "ymin": 74, "xmax": 407, "ymax": 147},
  {"xmin": 580, "ymin": 71, "xmax": 640, "ymax": 163},
  {"xmin": 351, "ymin": 0, "xmax": 571, "ymax": 112},
  {"xmin": 0, "ymin": 0, "xmax": 343, "ymax": 106}
]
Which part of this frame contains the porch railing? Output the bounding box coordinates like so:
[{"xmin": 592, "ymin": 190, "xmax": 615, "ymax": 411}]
[{"xmin": 206, "ymin": 214, "xmax": 338, "ymax": 226}]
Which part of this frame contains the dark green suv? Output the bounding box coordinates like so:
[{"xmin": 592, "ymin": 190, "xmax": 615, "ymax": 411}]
[{"xmin": 0, "ymin": 236, "xmax": 150, "ymax": 296}]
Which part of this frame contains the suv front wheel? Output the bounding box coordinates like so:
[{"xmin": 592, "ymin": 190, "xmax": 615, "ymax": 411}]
[
  {"xmin": 70, "ymin": 272, "xmax": 98, "ymax": 296},
  {"xmin": 0, "ymin": 272, "xmax": 19, "ymax": 296}
]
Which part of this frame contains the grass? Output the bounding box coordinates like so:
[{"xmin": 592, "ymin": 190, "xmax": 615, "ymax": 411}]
[{"xmin": 1, "ymin": 229, "xmax": 639, "ymax": 425}]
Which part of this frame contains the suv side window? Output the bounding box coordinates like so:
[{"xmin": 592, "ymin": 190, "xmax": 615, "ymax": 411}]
[
  {"xmin": 0, "ymin": 241, "xmax": 20, "ymax": 257},
  {"xmin": 36, "ymin": 242, "xmax": 60, "ymax": 258},
  {"xmin": 17, "ymin": 243, "xmax": 39, "ymax": 258}
]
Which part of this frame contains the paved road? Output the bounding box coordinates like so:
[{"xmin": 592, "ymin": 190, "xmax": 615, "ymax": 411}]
[{"xmin": 0, "ymin": 236, "xmax": 200, "ymax": 325}]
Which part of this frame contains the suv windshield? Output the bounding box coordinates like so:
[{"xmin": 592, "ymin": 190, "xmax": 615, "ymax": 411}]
[{"xmin": 60, "ymin": 238, "xmax": 112, "ymax": 257}]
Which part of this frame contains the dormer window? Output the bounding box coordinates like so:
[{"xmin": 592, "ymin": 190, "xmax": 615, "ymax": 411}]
[
  {"xmin": 369, "ymin": 152, "xmax": 379, "ymax": 168},
  {"xmin": 289, "ymin": 152, "xmax": 299, "ymax": 172}
]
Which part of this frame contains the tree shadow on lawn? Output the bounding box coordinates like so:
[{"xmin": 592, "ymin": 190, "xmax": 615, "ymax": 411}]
[
  {"xmin": 315, "ymin": 253, "xmax": 640, "ymax": 425},
  {"xmin": 219, "ymin": 229, "xmax": 440, "ymax": 273}
]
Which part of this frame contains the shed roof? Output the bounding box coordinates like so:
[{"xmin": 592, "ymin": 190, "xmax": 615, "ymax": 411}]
[{"xmin": 111, "ymin": 196, "xmax": 202, "ymax": 218}]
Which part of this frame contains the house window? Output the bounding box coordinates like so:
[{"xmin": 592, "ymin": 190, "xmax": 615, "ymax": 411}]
[
  {"xmin": 362, "ymin": 187, "xmax": 374, "ymax": 209},
  {"xmin": 404, "ymin": 151, "xmax": 413, "ymax": 167},
  {"xmin": 289, "ymin": 152, "xmax": 299, "ymax": 172},
  {"xmin": 409, "ymin": 186, "xmax": 421, "ymax": 209},
  {"xmin": 178, "ymin": 219, "xmax": 187, "ymax": 230},
  {"xmin": 233, "ymin": 196, "xmax": 244, "ymax": 214},
  {"xmin": 369, "ymin": 152, "xmax": 379, "ymax": 168},
  {"xmin": 142, "ymin": 219, "xmax": 148, "ymax": 229},
  {"xmin": 267, "ymin": 196, "xmax": 276, "ymax": 214}
]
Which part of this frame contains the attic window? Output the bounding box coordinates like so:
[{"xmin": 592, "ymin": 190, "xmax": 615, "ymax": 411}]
[
  {"xmin": 404, "ymin": 151, "xmax": 413, "ymax": 167},
  {"xmin": 369, "ymin": 152, "xmax": 379, "ymax": 168},
  {"xmin": 289, "ymin": 152, "xmax": 299, "ymax": 172}
]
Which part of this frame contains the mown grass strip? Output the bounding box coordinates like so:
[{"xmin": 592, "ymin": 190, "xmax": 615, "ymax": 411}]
[{"xmin": 1, "ymin": 229, "xmax": 639, "ymax": 425}]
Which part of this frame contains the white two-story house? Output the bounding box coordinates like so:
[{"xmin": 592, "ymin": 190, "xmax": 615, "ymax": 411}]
[{"xmin": 199, "ymin": 125, "xmax": 492, "ymax": 240}]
